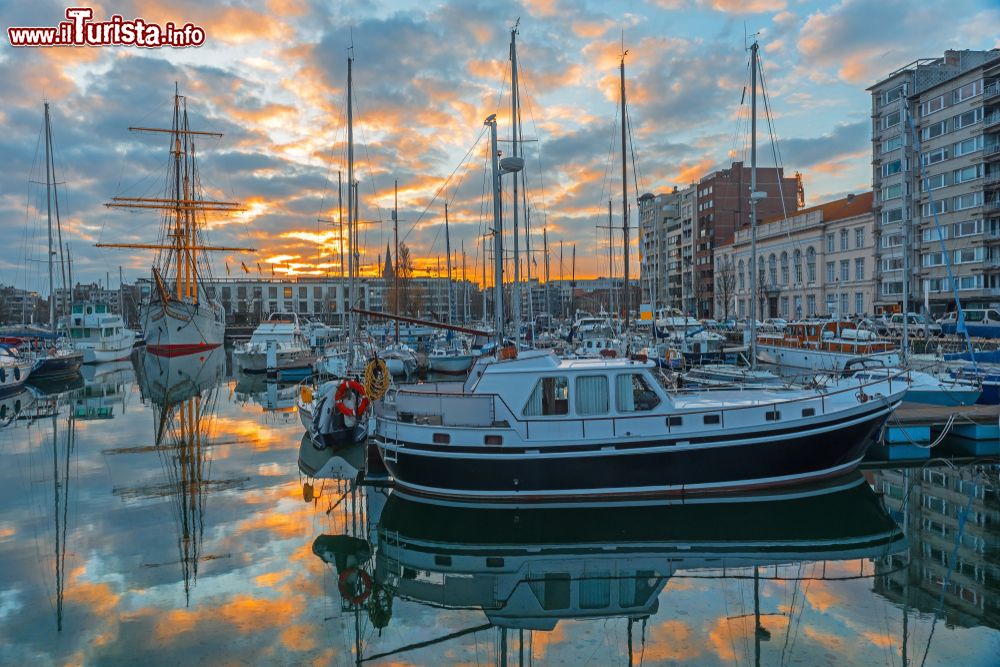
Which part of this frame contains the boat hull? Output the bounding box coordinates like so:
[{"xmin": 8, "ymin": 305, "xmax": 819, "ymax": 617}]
[
  {"xmin": 233, "ymin": 348, "xmax": 316, "ymax": 374},
  {"xmin": 30, "ymin": 351, "xmax": 84, "ymax": 378},
  {"xmin": 141, "ymin": 296, "xmax": 224, "ymax": 357},
  {"xmin": 377, "ymin": 403, "xmax": 893, "ymax": 501},
  {"xmin": 428, "ymin": 354, "xmax": 475, "ymax": 375},
  {"xmin": 757, "ymin": 344, "xmax": 899, "ymax": 373}
]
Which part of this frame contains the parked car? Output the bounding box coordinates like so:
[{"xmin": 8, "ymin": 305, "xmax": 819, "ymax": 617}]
[
  {"xmin": 887, "ymin": 313, "xmax": 942, "ymax": 338},
  {"xmin": 856, "ymin": 317, "xmax": 891, "ymax": 337},
  {"xmin": 938, "ymin": 308, "xmax": 1000, "ymax": 338}
]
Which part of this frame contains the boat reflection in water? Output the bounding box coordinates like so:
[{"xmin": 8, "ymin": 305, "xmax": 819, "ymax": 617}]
[
  {"xmin": 313, "ymin": 473, "xmax": 906, "ymax": 662},
  {"xmin": 233, "ymin": 372, "xmax": 300, "ymax": 426},
  {"xmin": 131, "ymin": 347, "xmax": 236, "ymax": 603}
]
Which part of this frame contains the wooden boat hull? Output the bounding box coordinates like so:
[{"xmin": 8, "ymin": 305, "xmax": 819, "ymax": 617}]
[{"xmin": 141, "ymin": 296, "xmax": 224, "ymax": 357}]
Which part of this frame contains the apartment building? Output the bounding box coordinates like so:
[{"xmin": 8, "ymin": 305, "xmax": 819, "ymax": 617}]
[
  {"xmin": 869, "ymin": 49, "xmax": 1000, "ymax": 315},
  {"xmin": 715, "ymin": 192, "xmax": 876, "ymax": 320},
  {"xmin": 638, "ymin": 188, "xmax": 685, "ymax": 310},
  {"xmin": 693, "ymin": 161, "xmax": 802, "ymax": 316}
]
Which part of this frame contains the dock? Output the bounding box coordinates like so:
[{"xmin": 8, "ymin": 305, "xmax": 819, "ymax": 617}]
[{"xmin": 873, "ymin": 402, "xmax": 1000, "ymax": 460}]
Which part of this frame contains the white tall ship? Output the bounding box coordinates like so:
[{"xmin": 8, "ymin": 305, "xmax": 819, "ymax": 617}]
[
  {"xmin": 98, "ymin": 87, "xmax": 253, "ymax": 358},
  {"xmin": 60, "ymin": 302, "xmax": 136, "ymax": 363}
]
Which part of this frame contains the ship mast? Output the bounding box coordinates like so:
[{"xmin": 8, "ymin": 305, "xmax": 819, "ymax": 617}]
[
  {"xmin": 620, "ymin": 52, "xmax": 631, "ymax": 334},
  {"xmin": 98, "ymin": 86, "xmax": 253, "ymax": 296}
]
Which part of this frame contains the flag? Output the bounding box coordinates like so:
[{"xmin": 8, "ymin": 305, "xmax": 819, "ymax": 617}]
[
  {"xmin": 241, "ymin": 261, "xmax": 250, "ymax": 274},
  {"xmin": 257, "ymin": 262, "xmax": 262, "ymax": 275},
  {"xmin": 270, "ymin": 263, "xmax": 275, "ymax": 277},
  {"xmin": 225, "ymin": 262, "xmax": 231, "ymax": 276}
]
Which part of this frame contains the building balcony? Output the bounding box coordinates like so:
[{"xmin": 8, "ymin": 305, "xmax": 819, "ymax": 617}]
[
  {"xmin": 986, "ymin": 80, "xmax": 1000, "ymax": 101},
  {"xmin": 985, "ymin": 143, "xmax": 1000, "ymax": 158},
  {"xmin": 987, "ymin": 112, "xmax": 1000, "ymax": 129},
  {"xmin": 988, "ymin": 199, "xmax": 1000, "ymax": 212}
]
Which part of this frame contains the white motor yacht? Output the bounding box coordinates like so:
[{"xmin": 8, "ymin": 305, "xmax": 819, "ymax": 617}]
[{"xmin": 233, "ymin": 312, "xmax": 317, "ymax": 374}]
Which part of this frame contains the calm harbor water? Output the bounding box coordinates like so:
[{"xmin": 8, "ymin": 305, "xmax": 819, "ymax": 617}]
[{"xmin": 0, "ymin": 348, "xmax": 998, "ymax": 666}]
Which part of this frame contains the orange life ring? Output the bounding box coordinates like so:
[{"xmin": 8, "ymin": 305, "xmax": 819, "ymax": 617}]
[
  {"xmin": 335, "ymin": 379, "xmax": 369, "ymax": 418},
  {"xmin": 338, "ymin": 567, "xmax": 372, "ymax": 604}
]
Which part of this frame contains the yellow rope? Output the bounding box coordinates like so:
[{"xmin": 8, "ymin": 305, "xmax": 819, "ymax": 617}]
[{"xmin": 364, "ymin": 357, "xmax": 390, "ymax": 400}]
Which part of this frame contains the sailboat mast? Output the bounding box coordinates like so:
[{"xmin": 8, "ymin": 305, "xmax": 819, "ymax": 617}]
[
  {"xmin": 346, "ymin": 55, "xmax": 355, "ymax": 343},
  {"xmin": 461, "ymin": 239, "xmax": 468, "ymax": 324},
  {"xmin": 510, "ymin": 25, "xmax": 522, "ymax": 349},
  {"xmin": 749, "ymin": 40, "xmax": 760, "ymax": 370},
  {"xmin": 172, "ymin": 88, "xmax": 184, "ymax": 300},
  {"xmin": 445, "ymin": 203, "xmax": 453, "ymax": 323},
  {"xmin": 487, "ymin": 115, "xmax": 504, "ymax": 348},
  {"xmin": 543, "ymin": 228, "xmax": 550, "ymax": 319},
  {"xmin": 608, "ymin": 198, "xmax": 614, "ymax": 316},
  {"xmin": 338, "ymin": 171, "xmax": 344, "ymax": 283},
  {"xmin": 620, "ymin": 55, "xmax": 631, "ymax": 332},
  {"xmin": 393, "ymin": 179, "xmax": 400, "ymax": 341},
  {"xmin": 44, "ymin": 103, "xmax": 56, "ymax": 333},
  {"xmin": 46, "ymin": 108, "xmax": 69, "ymax": 322},
  {"xmin": 571, "ymin": 244, "xmax": 576, "ymax": 317}
]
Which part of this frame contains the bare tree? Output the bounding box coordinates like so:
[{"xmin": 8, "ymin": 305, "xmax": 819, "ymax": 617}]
[
  {"xmin": 714, "ymin": 257, "xmax": 737, "ymax": 321},
  {"xmin": 385, "ymin": 243, "xmax": 425, "ymax": 316}
]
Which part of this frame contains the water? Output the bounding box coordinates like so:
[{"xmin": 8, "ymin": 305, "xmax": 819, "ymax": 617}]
[{"xmin": 0, "ymin": 349, "xmax": 998, "ymax": 666}]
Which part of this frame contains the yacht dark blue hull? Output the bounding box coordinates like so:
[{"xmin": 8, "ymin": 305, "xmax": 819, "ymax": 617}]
[{"xmin": 377, "ymin": 405, "xmax": 891, "ymax": 501}]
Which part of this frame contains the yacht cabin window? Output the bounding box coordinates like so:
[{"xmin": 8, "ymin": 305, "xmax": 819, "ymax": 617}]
[
  {"xmin": 575, "ymin": 375, "xmax": 609, "ymax": 415},
  {"xmin": 616, "ymin": 374, "xmax": 661, "ymax": 412},
  {"xmin": 523, "ymin": 376, "xmax": 569, "ymax": 416}
]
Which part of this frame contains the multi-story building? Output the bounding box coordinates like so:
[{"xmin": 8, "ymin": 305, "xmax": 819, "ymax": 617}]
[
  {"xmin": 693, "ymin": 161, "xmax": 802, "ymax": 316},
  {"xmin": 638, "ymin": 188, "xmax": 684, "ymax": 310},
  {"xmin": 196, "ymin": 276, "xmax": 478, "ymax": 325},
  {"xmin": 869, "ymin": 49, "xmax": 1000, "ymax": 315},
  {"xmin": 0, "ymin": 285, "xmax": 44, "ymax": 325},
  {"xmin": 678, "ymin": 185, "xmax": 697, "ymax": 315},
  {"xmin": 715, "ymin": 192, "xmax": 876, "ymax": 320}
]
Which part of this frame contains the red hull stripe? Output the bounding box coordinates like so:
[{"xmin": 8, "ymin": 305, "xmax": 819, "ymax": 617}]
[{"xmin": 146, "ymin": 343, "xmax": 220, "ymax": 358}]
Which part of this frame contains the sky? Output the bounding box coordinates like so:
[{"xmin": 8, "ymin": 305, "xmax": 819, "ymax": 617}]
[{"xmin": 1, "ymin": 0, "xmax": 998, "ymax": 291}]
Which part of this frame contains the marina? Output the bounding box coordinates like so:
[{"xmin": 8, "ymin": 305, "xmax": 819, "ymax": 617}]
[
  {"xmin": 1, "ymin": 3, "xmax": 999, "ymax": 665},
  {"xmin": 0, "ymin": 349, "xmax": 996, "ymax": 665}
]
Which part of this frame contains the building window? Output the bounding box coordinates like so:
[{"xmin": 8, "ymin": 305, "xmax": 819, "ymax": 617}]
[
  {"xmin": 921, "ymin": 173, "xmax": 947, "ymax": 191},
  {"xmin": 840, "ymin": 229, "xmax": 849, "ymax": 251},
  {"xmin": 840, "ymin": 293, "xmax": 849, "ymax": 315},
  {"xmin": 738, "ymin": 260, "xmax": 745, "ymax": 290},
  {"xmin": 922, "ymin": 147, "xmax": 948, "ymax": 165},
  {"xmin": 840, "ymin": 260, "xmax": 850, "ymax": 281},
  {"xmin": 826, "ymin": 233, "xmax": 835, "ymax": 253},
  {"xmin": 922, "ymin": 225, "xmax": 949, "ymax": 243},
  {"xmin": 855, "ymin": 258, "xmax": 865, "ymax": 281},
  {"xmin": 953, "ymin": 80, "xmax": 981, "ymax": 103},
  {"xmin": 953, "ymin": 220, "xmax": 983, "ymax": 237},
  {"xmin": 283, "ymin": 286, "xmax": 292, "ymax": 299},
  {"xmin": 953, "ymin": 191, "xmax": 983, "ymax": 211},
  {"xmin": 920, "ymin": 95, "xmax": 945, "ymax": 117},
  {"xmin": 806, "ymin": 247, "xmax": 816, "ymax": 283},
  {"xmin": 768, "ymin": 254, "xmax": 777, "ymax": 286},
  {"xmin": 826, "ymin": 261, "xmax": 835, "ymax": 282},
  {"xmin": 880, "ymin": 183, "xmax": 902, "ymax": 201},
  {"xmin": 953, "ymin": 164, "xmax": 982, "ymax": 184},
  {"xmin": 881, "ymin": 159, "xmax": 901, "ymax": 177},
  {"xmin": 780, "ymin": 252, "xmax": 789, "ymax": 285},
  {"xmin": 881, "ymin": 208, "xmax": 903, "ymax": 225},
  {"xmin": 954, "ymin": 107, "xmax": 983, "ymax": 130},
  {"xmin": 953, "ymin": 135, "xmax": 983, "ymax": 157},
  {"xmin": 793, "ymin": 250, "xmax": 802, "ymax": 284},
  {"xmin": 921, "ymin": 200, "xmax": 948, "ymax": 217},
  {"xmin": 882, "ymin": 111, "xmax": 900, "ymax": 129},
  {"xmin": 882, "ymin": 135, "xmax": 902, "ymax": 153},
  {"xmin": 855, "ymin": 227, "xmax": 864, "ymax": 248},
  {"xmin": 855, "ymin": 292, "xmax": 864, "ymax": 315},
  {"xmin": 921, "ymin": 120, "xmax": 947, "ymax": 140},
  {"xmin": 806, "ymin": 295, "xmax": 816, "ymax": 316}
]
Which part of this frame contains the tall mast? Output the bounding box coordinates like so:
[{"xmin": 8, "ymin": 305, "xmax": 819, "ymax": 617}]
[
  {"xmin": 461, "ymin": 240, "xmax": 468, "ymax": 324},
  {"xmin": 44, "ymin": 103, "xmax": 55, "ymax": 333},
  {"xmin": 510, "ymin": 24, "xmax": 522, "ymax": 349},
  {"xmin": 445, "ymin": 203, "xmax": 454, "ymax": 323},
  {"xmin": 338, "ymin": 171, "xmax": 344, "ymax": 283},
  {"xmin": 571, "ymin": 244, "xmax": 576, "ymax": 318},
  {"xmin": 749, "ymin": 40, "xmax": 761, "ymax": 370},
  {"xmin": 543, "ymin": 228, "xmax": 550, "ymax": 319},
  {"xmin": 608, "ymin": 198, "xmax": 614, "ymax": 315},
  {"xmin": 393, "ymin": 179, "xmax": 400, "ymax": 341},
  {"xmin": 559, "ymin": 240, "xmax": 564, "ymax": 317},
  {"xmin": 46, "ymin": 108, "xmax": 69, "ymax": 322},
  {"xmin": 620, "ymin": 53, "xmax": 631, "ymax": 333},
  {"xmin": 481, "ymin": 232, "xmax": 488, "ymax": 324},
  {"xmin": 487, "ymin": 115, "xmax": 504, "ymax": 348},
  {"xmin": 347, "ymin": 55, "xmax": 355, "ymax": 344}
]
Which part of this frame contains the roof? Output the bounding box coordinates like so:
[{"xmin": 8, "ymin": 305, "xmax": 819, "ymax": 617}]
[{"xmin": 761, "ymin": 191, "xmax": 873, "ymax": 226}]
